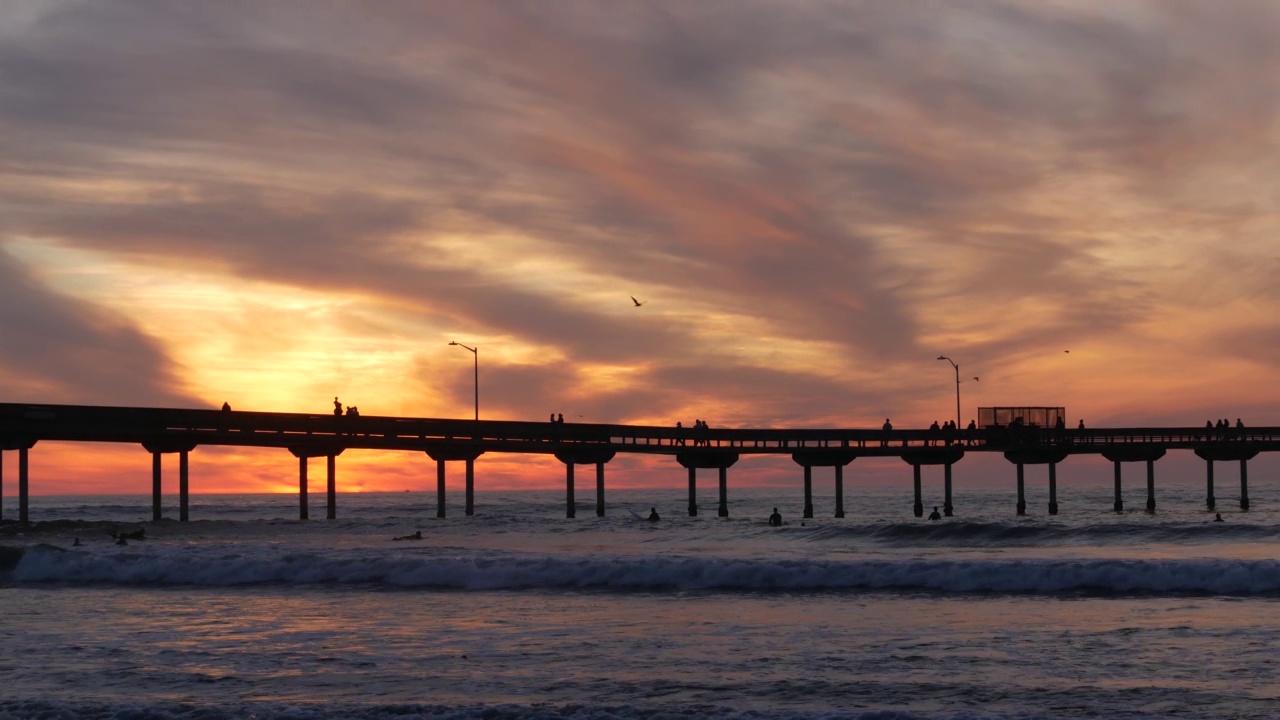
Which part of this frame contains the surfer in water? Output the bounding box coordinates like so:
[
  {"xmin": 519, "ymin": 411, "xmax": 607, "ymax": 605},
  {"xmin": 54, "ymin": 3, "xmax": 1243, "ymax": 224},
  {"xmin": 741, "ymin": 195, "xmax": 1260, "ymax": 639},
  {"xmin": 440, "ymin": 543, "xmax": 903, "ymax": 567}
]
[
  {"xmin": 647, "ymin": 507, "xmax": 660, "ymax": 522},
  {"xmin": 928, "ymin": 506, "xmax": 942, "ymax": 521},
  {"xmin": 393, "ymin": 531, "xmax": 423, "ymax": 540},
  {"xmin": 768, "ymin": 508, "xmax": 782, "ymax": 527},
  {"xmin": 1214, "ymin": 513, "xmax": 1224, "ymax": 522}
]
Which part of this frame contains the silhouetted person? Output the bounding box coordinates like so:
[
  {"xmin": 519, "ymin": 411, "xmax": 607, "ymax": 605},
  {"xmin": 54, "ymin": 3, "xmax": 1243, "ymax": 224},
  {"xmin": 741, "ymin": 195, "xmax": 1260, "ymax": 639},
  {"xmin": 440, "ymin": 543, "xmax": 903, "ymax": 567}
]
[
  {"xmin": 1237, "ymin": 418, "xmax": 1244, "ymax": 428},
  {"xmin": 1078, "ymin": 419, "xmax": 1085, "ymax": 430},
  {"xmin": 675, "ymin": 421, "xmax": 685, "ymax": 446},
  {"xmin": 557, "ymin": 413, "xmax": 564, "ymax": 424},
  {"xmin": 881, "ymin": 418, "xmax": 892, "ymax": 446},
  {"xmin": 222, "ymin": 402, "xmax": 231, "ymax": 412},
  {"xmin": 72, "ymin": 537, "xmax": 82, "ymax": 547},
  {"xmin": 928, "ymin": 506, "xmax": 942, "ymax": 521},
  {"xmin": 647, "ymin": 507, "xmax": 660, "ymax": 522},
  {"xmin": 768, "ymin": 508, "xmax": 782, "ymax": 527},
  {"xmin": 115, "ymin": 536, "xmax": 128, "ymax": 546},
  {"xmin": 394, "ymin": 531, "xmax": 423, "ymax": 540},
  {"xmin": 334, "ymin": 397, "xmax": 343, "ymax": 416},
  {"xmin": 351, "ymin": 406, "xmax": 360, "ymax": 417},
  {"xmin": 550, "ymin": 413, "xmax": 556, "ymax": 423},
  {"xmin": 1055, "ymin": 416, "xmax": 1065, "ymax": 430},
  {"xmin": 1214, "ymin": 513, "xmax": 1224, "ymax": 522}
]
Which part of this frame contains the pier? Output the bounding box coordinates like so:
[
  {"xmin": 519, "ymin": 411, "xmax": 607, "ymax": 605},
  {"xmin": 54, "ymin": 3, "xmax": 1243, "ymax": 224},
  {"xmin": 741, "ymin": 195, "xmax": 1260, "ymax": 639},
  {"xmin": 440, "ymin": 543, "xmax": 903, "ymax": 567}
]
[{"xmin": 1, "ymin": 402, "xmax": 1276, "ymax": 521}]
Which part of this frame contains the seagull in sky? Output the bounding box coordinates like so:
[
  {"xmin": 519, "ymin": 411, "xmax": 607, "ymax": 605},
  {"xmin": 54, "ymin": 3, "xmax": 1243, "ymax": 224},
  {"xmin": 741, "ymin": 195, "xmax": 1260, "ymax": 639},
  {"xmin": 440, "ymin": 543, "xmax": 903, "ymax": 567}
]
[{"xmin": 630, "ymin": 296, "xmax": 646, "ymax": 307}]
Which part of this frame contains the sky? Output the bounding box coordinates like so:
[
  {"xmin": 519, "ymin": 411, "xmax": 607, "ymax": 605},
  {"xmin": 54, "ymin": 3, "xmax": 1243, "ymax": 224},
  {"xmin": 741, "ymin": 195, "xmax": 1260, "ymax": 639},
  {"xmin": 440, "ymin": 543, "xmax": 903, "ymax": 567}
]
[{"xmin": 3, "ymin": 0, "xmax": 1280, "ymax": 498}]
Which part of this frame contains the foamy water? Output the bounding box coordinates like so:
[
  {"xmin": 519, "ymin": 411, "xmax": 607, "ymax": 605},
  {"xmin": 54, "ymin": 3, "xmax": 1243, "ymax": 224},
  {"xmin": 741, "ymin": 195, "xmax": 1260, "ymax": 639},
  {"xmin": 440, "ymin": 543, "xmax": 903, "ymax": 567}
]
[{"xmin": 2, "ymin": 483, "xmax": 1279, "ymax": 719}]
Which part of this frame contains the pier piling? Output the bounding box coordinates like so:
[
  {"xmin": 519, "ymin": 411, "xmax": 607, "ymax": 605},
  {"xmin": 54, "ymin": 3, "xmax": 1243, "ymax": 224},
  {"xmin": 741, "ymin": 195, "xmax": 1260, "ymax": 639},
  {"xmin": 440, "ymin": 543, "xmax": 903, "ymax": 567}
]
[
  {"xmin": 834, "ymin": 464, "xmax": 844, "ymax": 518},
  {"xmin": 1047, "ymin": 461, "xmax": 1058, "ymax": 515},
  {"xmin": 152, "ymin": 451, "xmax": 163, "ymax": 521},
  {"xmin": 1113, "ymin": 461, "xmax": 1123, "ymax": 513},
  {"xmin": 1016, "ymin": 463, "xmax": 1026, "ymax": 516},
  {"xmin": 298, "ymin": 455, "xmax": 309, "ymax": 520},
  {"xmin": 466, "ymin": 457, "xmax": 476, "ymax": 517},
  {"xmin": 19, "ymin": 445, "xmax": 28, "ymax": 517},
  {"xmin": 0, "ymin": 450, "xmax": 4, "ymax": 520},
  {"xmin": 565, "ymin": 462, "xmax": 575, "ymax": 519},
  {"xmin": 436, "ymin": 459, "xmax": 446, "ymax": 518},
  {"xmin": 912, "ymin": 464, "xmax": 923, "ymax": 518},
  {"xmin": 1206, "ymin": 459, "xmax": 1215, "ymax": 510},
  {"xmin": 596, "ymin": 462, "xmax": 606, "ymax": 517},
  {"xmin": 1240, "ymin": 458, "xmax": 1249, "ymax": 510},
  {"xmin": 1145, "ymin": 459, "xmax": 1155, "ymax": 513},
  {"xmin": 179, "ymin": 450, "xmax": 190, "ymax": 522},
  {"xmin": 19, "ymin": 447, "xmax": 28, "ymax": 523},
  {"xmin": 803, "ymin": 465, "xmax": 814, "ymax": 519},
  {"xmin": 688, "ymin": 467, "xmax": 698, "ymax": 517},
  {"xmin": 943, "ymin": 463, "xmax": 953, "ymax": 517},
  {"xmin": 717, "ymin": 466, "xmax": 728, "ymax": 517},
  {"xmin": 326, "ymin": 454, "xmax": 336, "ymax": 520}
]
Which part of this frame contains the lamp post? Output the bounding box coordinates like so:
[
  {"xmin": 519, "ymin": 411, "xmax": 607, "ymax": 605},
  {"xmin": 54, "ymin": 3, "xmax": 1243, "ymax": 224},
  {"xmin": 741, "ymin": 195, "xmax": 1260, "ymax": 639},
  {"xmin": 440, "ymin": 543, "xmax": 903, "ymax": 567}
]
[
  {"xmin": 937, "ymin": 356, "xmax": 960, "ymax": 428},
  {"xmin": 449, "ymin": 341, "xmax": 478, "ymax": 421}
]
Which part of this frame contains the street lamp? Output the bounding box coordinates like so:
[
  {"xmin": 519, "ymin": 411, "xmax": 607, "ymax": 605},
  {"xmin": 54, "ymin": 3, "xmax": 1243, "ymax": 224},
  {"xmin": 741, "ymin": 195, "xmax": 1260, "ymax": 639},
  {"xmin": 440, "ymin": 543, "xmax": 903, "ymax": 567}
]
[
  {"xmin": 449, "ymin": 341, "xmax": 478, "ymax": 421},
  {"xmin": 937, "ymin": 356, "xmax": 961, "ymax": 428}
]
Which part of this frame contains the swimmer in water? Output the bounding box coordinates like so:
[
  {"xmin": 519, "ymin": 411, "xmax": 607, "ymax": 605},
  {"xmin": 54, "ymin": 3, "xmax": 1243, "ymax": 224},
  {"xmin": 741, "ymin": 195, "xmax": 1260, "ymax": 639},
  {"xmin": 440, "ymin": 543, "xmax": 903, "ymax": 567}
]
[
  {"xmin": 72, "ymin": 537, "xmax": 82, "ymax": 547},
  {"xmin": 1214, "ymin": 513, "xmax": 1224, "ymax": 522},
  {"xmin": 115, "ymin": 536, "xmax": 128, "ymax": 546},
  {"xmin": 647, "ymin": 507, "xmax": 660, "ymax": 522},
  {"xmin": 393, "ymin": 531, "xmax": 423, "ymax": 540},
  {"xmin": 768, "ymin": 507, "xmax": 782, "ymax": 527},
  {"xmin": 928, "ymin": 506, "xmax": 942, "ymax": 521}
]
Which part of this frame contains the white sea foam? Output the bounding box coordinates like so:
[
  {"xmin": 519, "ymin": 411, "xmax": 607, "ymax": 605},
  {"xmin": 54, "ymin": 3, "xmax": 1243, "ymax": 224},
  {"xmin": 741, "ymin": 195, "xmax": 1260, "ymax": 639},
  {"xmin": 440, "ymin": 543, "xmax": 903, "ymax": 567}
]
[{"xmin": 11, "ymin": 543, "xmax": 1280, "ymax": 596}]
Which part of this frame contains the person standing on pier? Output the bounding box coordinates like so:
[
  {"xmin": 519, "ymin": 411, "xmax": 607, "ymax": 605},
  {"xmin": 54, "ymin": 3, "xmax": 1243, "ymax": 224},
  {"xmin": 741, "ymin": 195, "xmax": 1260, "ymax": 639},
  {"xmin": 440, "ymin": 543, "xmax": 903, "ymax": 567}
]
[
  {"xmin": 333, "ymin": 397, "xmax": 343, "ymax": 416},
  {"xmin": 881, "ymin": 418, "xmax": 892, "ymax": 446}
]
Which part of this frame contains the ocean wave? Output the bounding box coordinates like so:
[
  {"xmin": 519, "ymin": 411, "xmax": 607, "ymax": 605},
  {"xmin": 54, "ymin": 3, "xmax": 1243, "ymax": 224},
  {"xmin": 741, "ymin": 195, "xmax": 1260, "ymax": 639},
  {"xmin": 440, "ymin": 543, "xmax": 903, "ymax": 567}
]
[
  {"xmin": 8, "ymin": 544, "xmax": 1280, "ymax": 597},
  {"xmin": 796, "ymin": 520, "xmax": 1280, "ymax": 547},
  {"xmin": 0, "ymin": 700, "xmax": 1117, "ymax": 720}
]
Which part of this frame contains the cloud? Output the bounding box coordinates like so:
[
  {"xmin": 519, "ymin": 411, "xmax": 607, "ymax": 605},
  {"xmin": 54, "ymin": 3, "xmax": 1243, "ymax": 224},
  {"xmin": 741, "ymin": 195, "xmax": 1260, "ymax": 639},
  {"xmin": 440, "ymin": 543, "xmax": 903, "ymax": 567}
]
[{"xmin": 0, "ymin": 248, "xmax": 195, "ymax": 405}]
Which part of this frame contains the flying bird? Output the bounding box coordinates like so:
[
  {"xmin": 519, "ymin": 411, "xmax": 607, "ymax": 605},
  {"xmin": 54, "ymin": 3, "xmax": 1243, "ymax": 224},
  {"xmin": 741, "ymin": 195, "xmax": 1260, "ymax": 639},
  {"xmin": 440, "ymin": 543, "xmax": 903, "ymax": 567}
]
[{"xmin": 630, "ymin": 296, "xmax": 646, "ymax": 307}]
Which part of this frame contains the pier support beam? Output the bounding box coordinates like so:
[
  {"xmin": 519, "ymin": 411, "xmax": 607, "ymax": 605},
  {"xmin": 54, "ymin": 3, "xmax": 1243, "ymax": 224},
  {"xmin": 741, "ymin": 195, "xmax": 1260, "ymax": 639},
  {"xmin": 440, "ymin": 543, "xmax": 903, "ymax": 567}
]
[
  {"xmin": 597, "ymin": 463, "xmax": 606, "ymax": 518},
  {"xmin": 791, "ymin": 451, "xmax": 857, "ymax": 520},
  {"xmin": 1101, "ymin": 448, "xmax": 1166, "ymax": 514},
  {"xmin": 1001, "ymin": 449, "xmax": 1069, "ymax": 517},
  {"xmin": 676, "ymin": 450, "xmax": 739, "ymax": 518},
  {"xmin": 912, "ymin": 464, "xmax": 923, "ymax": 518},
  {"xmin": 834, "ymin": 464, "xmax": 845, "ymax": 519},
  {"xmin": 1113, "ymin": 461, "xmax": 1123, "ymax": 513},
  {"xmin": 1206, "ymin": 459, "xmax": 1215, "ymax": 510},
  {"xmin": 179, "ymin": 450, "xmax": 190, "ymax": 522},
  {"xmin": 1241, "ymin": 459, "xmax": 1250, "ymax": 511},
  {"xmin": 1048, "ymin": 462, "xmax": 1058, "ymax": 515},
  {"xmin": 943, "ymin": 463, "xmax": 954, "ymax": 517},
  {"xmin": 140, "ymin": 439, "xmax": 198, "ymax": 522},
  {"xmin": 298, "ymin": 455, "xmax": 309, "ymax": 520},
  {"xmin": 718, "ymin": 466, "xmax": 728, "ymax": 518},
  {"xmin": 0, "ymin": 451, "xmax": 4, "ymax": 520},
  {"xmin": 1194, "ymin": 447, "xmax": 1257, "ymax": 513},
  {"xmin": 327, "ymin": 454, "xmax": 337, "ymax": 520},
  {"xmin": 1016, "ymin": 463, "xmax": 1026, "ymax": 516},
  {"xmin": 803, "ymin": 465, "xmax": 814, "ymax": 519},
  {"xmin": 425, "ymin": 448, "xmax": 486, "ymax": 519},
  {"xmin": 554, "ymin": 449, "xmax": 616, "ymax": 518}
]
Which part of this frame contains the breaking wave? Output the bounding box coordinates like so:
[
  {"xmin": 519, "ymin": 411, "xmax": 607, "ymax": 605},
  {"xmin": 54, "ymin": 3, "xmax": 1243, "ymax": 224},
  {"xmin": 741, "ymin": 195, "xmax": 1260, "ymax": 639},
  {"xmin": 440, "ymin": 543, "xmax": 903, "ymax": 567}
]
[{"xmin": 7, "ymin": 543, "xmax": 1280, "ymax": 597}]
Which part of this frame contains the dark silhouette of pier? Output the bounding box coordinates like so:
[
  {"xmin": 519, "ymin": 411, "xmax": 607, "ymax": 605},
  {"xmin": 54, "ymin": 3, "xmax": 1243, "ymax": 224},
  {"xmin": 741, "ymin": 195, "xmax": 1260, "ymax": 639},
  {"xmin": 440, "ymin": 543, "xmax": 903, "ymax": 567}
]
[{"xmin": 0, "ymin": 402, "xmax": 1272, "ymax": 522}]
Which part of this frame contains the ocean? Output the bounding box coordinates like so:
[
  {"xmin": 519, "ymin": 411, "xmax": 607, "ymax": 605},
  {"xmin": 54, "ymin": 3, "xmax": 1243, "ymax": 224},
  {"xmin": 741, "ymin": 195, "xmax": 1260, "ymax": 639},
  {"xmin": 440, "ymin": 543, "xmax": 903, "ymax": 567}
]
[{"xmin": 2, "ymin": 480, "xmax": 1279, "ymax": 720}]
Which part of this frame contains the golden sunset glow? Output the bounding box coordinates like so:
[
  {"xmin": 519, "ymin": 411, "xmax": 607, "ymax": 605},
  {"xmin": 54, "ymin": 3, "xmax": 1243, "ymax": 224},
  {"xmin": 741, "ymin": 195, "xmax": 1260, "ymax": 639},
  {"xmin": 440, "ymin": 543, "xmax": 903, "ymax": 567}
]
[{"xmin": 3, "ymin": 1, "xmax": 1280, "ymax": 495}]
